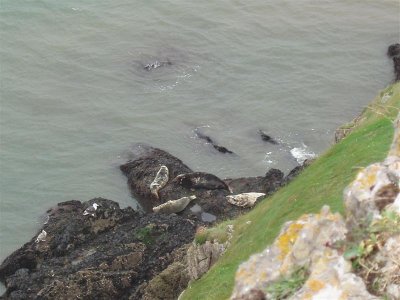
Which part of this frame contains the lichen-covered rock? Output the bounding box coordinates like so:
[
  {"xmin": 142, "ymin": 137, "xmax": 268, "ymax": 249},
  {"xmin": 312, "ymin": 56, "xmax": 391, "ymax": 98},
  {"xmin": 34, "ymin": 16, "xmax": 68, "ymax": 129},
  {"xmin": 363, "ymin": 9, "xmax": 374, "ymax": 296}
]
[
  {"xmin": 357, "ymin": 233, "xmax": 400, "ymax": 298},
  {"xmin": 187, "ymin": 240, "xmax": 227, "ymax": 280},
  {"xmin": 344, "ymin": 114, "xmax": 400, "ymax": 233},
  {"xmin": 230, "ymin": 114, "xmax": 400, "ymax": 300},
  {"xmin": 344, "ymin": 162, "xmax": 399, "ymax": 231},
  {"xmin": 290, "ymin": 249, "xmax": 378, "ymax": 300},
  {"xmin": 231, "ymin": 206, "xmax": 347, "ymax": 299},
  {"xmin": 186, "ymin": 224, "xmax": 234, "ymax": 281}
]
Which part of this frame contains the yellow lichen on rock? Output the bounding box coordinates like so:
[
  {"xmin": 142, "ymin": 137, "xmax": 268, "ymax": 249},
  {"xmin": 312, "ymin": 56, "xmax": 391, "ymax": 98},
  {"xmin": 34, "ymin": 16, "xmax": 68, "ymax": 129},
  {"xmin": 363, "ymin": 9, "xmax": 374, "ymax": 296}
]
[
  {"xmin": 277, "ymin": 222, "xmax": 304, "ymax": 260},
  {"xmin": 306, "ymin": 279, "xmax": 325, "ymax": 292}
]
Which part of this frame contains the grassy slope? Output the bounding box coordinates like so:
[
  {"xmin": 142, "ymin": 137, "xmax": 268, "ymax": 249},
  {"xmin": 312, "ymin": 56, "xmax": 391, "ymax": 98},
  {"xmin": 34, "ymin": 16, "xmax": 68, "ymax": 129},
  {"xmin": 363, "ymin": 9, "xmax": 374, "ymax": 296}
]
[{"xmin": 182, "ymin": 83, "xmax": 400, "ymax": 300}]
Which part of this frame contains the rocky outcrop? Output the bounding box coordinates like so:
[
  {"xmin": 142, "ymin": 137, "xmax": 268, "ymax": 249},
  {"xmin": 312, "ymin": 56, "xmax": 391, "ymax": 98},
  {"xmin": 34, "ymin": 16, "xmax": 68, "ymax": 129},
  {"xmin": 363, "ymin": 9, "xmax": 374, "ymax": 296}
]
[
  {"xmin": 388, "ymin": 43, "xmax": 400, "ymax": 82},
  {"xmin": 120, "ymin": 145, "xmax": 192, "ymax": 211},
  {"xmin": 120, "ymin": 145, "xmax": 292, "ymax": 222},
  {"xmin": 187, "ymin": 241, "xmax": 227, "ymax": 281},
  {"xmin": 187, "ymin": 224, "xmax": 234, "ymax": 281},
  {"xmin": 0, "ymin": 198, "xmax": 196, "ymax": 299},
  {"xmin": 0, "ymin": 143, "xmax": 305, "ymax": 299},
  {"xmin": 224, "ymin": 168, "xmax": 284, "ymax": 195},
  {"xmin": 230, "ymin": 114, "xmax": 400, "ymax": 299}
]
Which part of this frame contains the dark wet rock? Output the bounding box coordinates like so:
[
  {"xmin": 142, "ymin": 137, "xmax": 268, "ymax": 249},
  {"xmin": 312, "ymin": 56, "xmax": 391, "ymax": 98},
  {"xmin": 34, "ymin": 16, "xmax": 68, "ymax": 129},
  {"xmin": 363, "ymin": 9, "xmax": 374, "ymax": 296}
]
[
  {"xmin": 195, "ymin": 128, "xmax": 234, "ymax": 154},
  {"xmin": 387, "ymin": 43, "xmax": 400, "ymax": 81},
  {"xmin": 258, "ymin": 130, "xmax": 278, "ymax": 145},
  {"xmin": 120, "ymin": 146, "xmax": 250, "ymax": 221},
  {"xmin": 129, "ymin": 244, "xmax": 190, "ymax": 300},
  {"xmin": 0, "ymin": 198, "xmax": 196, "ymax": 299},
  {"xmin": 282, "ymin": 159, "xmax": 314, "ymax": 185},
  {"xmin": 387, "ymin": 43, "xmax": 400, "ymax": 58},
  {"xmin": 120, "ymin": 146, "xmax": 192, "ymax": 211},
  {"xmin": 224, "ymin": 168, "xmax": 284, "ymax": 195},
  {"xmin": 118, "ymin": 146, "xmax": 303, "ymax": 222}
]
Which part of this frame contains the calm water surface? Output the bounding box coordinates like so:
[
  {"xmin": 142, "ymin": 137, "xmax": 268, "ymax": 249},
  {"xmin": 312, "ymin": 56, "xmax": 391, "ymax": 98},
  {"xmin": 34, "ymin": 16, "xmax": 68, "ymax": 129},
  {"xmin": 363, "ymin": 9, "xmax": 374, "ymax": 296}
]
[{"xmin": 0, "ymin": 1, "xmax": 399, "ymax": 291}]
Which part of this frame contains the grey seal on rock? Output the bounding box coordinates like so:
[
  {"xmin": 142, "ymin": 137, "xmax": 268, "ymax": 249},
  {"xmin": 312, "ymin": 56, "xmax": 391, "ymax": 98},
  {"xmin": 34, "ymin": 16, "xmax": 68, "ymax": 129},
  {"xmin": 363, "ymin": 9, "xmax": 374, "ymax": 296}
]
[
  {"xmin": 226, "ymin": 192, "xmax": 266, "ymax": 208},
  {"xmin": 175, "ymin": 172, "xmax": 231, "ymax": 191},
  {"xmin": 150, "ymin": 165, "xmax": 169, "ymax": 199},
  {"xmin": 153, "ymin": 195, "xmax": 197, "ymax": 214}
]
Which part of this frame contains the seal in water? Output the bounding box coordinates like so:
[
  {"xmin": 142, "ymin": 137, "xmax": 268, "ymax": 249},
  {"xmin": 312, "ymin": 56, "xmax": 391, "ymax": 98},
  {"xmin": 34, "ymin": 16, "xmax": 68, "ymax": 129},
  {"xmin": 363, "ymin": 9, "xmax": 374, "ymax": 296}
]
[
  {"xmin": 153, "ymin": 195, "xmax": 197, "ymax": 214},
  {"xmin": 226, "ymin": 192, "xmax": 266, "ymax": 208},
  {"xmin": 175, "ymin": 172, "xmax": 231, "ymax": 191},
  {"xmin": 258, "ymin": 130, "xmax": 278, "ymax": 145},
  {"xmin": 144, "ymin": 60, "xmax": 172, "ymax": 71},
  {"xmin": 150, "ymin": 165, "xmax": 169, "ymax": 199},
  {"xmin": 194, "ymin": 128, "xmax": 234, "ymax": 154}
]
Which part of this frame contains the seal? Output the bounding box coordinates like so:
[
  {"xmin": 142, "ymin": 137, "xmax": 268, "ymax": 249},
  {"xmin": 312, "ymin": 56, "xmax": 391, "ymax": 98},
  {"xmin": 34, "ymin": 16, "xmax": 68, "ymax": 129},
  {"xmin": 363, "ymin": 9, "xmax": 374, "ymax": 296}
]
[
  {"xmin": 153, "ymin": 195, "xmax": 197, "ymax": 214},
  {"xmin": 175, "ymin": 172, "xmax": 231, "ymax": 191},
  {"xmin": 144, "ymin": 60, "xmax": 172, "ymax": 71},
  {"xmin": 150, "ymin": 165, "xmax": 169, "ymax": 199},
  {"xmin": 226, "ymin": 192, "xmax": 266, "ymax": 208},
  {"xmin": 194, "ymin": 128, "xmax": 234, "ymax": 154},
  {"xmin": 258, "ymin": 130, "xmax": 278, "ymax": 144}
]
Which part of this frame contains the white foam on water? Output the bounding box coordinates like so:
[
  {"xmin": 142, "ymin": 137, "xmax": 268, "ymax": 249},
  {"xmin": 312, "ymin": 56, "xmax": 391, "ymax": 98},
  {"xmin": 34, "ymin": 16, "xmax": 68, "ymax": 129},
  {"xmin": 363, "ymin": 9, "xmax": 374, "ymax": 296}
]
[{"xmin": 290, "ymin": 144, "xmax": 317, "ymax": 165}]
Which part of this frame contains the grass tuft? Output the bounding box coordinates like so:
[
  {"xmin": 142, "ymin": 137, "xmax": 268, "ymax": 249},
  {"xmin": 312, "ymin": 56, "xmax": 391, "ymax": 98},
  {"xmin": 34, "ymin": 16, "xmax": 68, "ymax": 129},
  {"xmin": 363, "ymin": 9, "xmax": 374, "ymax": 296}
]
[{"xmin": 265, "ymin": 267, "xmax": 309, "ymax": 300}]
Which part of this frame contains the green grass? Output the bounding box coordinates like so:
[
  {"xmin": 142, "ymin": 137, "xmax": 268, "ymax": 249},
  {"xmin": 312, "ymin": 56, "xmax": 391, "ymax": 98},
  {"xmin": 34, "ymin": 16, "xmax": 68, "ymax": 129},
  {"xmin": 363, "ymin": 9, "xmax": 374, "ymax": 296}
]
[
  {"xmin": 265, "ymin": 267, "xmax": 308, "ymax": 300},
  {"xmin": 181, "ymin": 83, "xmax": 400, "ymax": 300}
]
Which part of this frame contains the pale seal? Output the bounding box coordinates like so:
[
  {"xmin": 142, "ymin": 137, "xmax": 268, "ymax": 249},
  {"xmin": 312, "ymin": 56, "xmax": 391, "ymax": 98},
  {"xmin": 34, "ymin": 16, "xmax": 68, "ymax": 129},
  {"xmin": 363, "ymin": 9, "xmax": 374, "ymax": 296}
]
[
  {"xmin": 150, "ymin": 165, "xmax": 169, "ymax": 199},
  {"xmin": 226, "ymin": 192, "xmax": 266, "ymax": 208},
  {"xmin": 153, "ymin": 195, "xmax": 197, "ymax": 214}
]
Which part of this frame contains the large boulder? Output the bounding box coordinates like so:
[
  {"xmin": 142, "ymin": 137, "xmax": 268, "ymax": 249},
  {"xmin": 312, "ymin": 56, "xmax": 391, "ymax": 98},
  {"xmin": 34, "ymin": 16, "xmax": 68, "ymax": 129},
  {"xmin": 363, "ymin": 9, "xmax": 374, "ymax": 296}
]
[
  {"xmin": 388, "ymin": 43, "xmax": 400, "ymax": 82},
  {"xmin": 224, "ymin": 168, "xmax": 284, "ymax": 195},
  {"xmin": 120, "ymin": 146, "xmax": 289, "ymax": 222},
  {"xmin": 120, "ymin": 145, "xmax": 192, "ymax": 211}
]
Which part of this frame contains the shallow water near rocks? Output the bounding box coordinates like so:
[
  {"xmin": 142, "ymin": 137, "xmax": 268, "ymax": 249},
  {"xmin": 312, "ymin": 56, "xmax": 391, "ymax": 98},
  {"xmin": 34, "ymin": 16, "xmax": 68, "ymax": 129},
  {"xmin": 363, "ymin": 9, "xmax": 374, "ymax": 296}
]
[{"xmin": 0, "ymin": 1, "xmax": 399, "ymax": 293}]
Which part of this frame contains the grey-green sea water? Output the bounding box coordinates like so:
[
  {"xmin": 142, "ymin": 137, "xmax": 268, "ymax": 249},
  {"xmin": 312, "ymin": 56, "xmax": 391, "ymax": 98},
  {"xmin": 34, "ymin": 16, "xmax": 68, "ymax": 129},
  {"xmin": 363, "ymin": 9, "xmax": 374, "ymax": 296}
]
[{"xmin": 0, "ymin": 0, "xmax": 399, "ymax": 292}]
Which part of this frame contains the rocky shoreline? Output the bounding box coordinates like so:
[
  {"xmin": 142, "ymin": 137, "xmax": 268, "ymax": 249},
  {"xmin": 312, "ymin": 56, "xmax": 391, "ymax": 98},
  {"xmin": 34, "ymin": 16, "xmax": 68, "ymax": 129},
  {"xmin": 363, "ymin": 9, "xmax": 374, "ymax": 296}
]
[
  {"xmin": 1, "ymin": 44, "xmax": 398, "ymax": 300},
  {"xmin": 0, "ymin": 144, "xmax": 303, "ymax": 299}
]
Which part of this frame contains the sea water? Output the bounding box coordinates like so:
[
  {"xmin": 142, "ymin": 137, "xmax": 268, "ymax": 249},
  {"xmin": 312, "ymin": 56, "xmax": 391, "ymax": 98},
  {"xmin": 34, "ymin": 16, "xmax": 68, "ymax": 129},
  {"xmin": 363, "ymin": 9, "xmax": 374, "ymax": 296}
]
[{"xmin": 0, "ymin": 1, "xmax": 399, "ymax": 290}]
